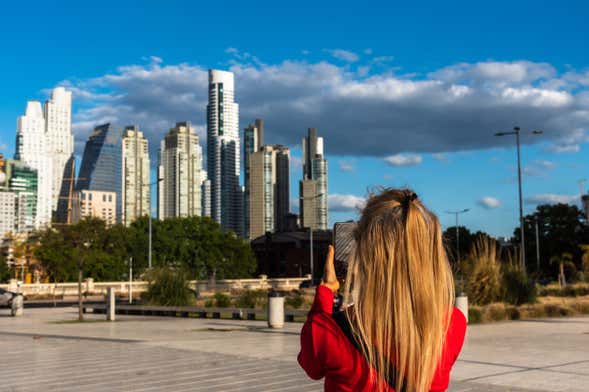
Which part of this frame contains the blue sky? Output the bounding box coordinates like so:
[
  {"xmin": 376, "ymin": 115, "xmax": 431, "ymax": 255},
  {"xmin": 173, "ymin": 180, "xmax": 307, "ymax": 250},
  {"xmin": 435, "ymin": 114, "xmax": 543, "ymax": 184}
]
[{"xmin": 0, "ymin": 0, "xmax": 588, "ymax": 237}]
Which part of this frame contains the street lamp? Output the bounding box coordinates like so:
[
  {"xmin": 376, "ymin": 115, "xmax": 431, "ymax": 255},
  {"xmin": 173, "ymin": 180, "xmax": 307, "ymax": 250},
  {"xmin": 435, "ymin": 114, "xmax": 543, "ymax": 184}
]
[
  {"xmin": 445, "ymin": 208, "xmax": 470, "ymax": 294},
  {"xmin": 300, "ymin": 193, "xmax": 325, "ymax": 284},
  {"xmin": 495, "ymin": 127, "xmax": 543, "ymax": 273},
  {"xmin": 142, "ymin": 179, "xmax": 163, "ymax": 269},
  {"xmin": 525, "ymin": 216, "xmax": 541, "ymax": 274}
]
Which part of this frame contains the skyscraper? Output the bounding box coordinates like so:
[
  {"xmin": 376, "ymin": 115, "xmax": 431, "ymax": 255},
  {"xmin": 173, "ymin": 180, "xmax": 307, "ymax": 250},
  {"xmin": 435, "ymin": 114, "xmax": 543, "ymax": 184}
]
[
  {"xmin": 44, "ymin": 87, "xmax": 73, "ymax": 214},
  {"xmin": 207, "ymin": 69, "xmax": 242, "ymax": 235},
  {"xmin": 15, "ymin": 101, "xmax": 53, "ymax": 228},
  {"xmin": 244, "ymin": 119, "xmax": 264, "ymax": 238},
  {"xmin": 300, "ymin": 128, "xmax": 328, "ymax": 230},
  {"xmin": 77, "ymin": 123, "xmax": 123, "ymax": 222},
  {"xmin": 122, "ymin": 125, "xmax": 150, "ymax": 225},
  {"xmin": 157, "ymin": 122, "xmax": 203, "ymax": 219},
  {"xmin": 248, "ymin": 144, "xmax": 290, "ymax": 239},
  {"xmin": 4, "ymin": 160, "xmax": 38, "ymax": 233}
]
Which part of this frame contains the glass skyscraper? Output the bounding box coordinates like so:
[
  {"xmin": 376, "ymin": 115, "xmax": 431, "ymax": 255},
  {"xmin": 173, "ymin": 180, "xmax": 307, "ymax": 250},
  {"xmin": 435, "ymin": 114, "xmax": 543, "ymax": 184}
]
[
  {"xmin": 77, "ymin": 123, "xmax": 123, "ymax": 222},
  {"xmin": 207, "ymin": 69, "xmax": 243, "ymax": 236}
]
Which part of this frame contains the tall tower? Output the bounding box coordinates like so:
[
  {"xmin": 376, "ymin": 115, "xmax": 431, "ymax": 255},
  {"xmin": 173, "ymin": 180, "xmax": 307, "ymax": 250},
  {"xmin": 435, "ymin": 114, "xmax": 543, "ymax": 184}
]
[
  {"xmin": 44, "ymin": 87, "xmax": 73, "ymax": 214},
  {"xmin": 122, "ymin": 125, "xmax": 150, "ymax": 226},
  {"xmin": 248, "ymin": 144, "xmax": 290, "ymax": 239},
  {"xmin": 207, "ymin": 69, "xmax": 242, "ymax": 235},
  {"xmin": 157, "ymin": 122, "xmax": 203, "ymax": 219},
  {"xmin": 15, "ymin": 101, "xmax": 53, "ymax": 228},
  {"xmin": 244, "ymin": 119, "xmax": 264, "ymax": 238},
  {"xmin": 77, "ymin": 124, "xmax": 123, "ymax": 222},
  {"xmin": 300, "ymin": 128, "xmax": 328, "ymax": 230}
]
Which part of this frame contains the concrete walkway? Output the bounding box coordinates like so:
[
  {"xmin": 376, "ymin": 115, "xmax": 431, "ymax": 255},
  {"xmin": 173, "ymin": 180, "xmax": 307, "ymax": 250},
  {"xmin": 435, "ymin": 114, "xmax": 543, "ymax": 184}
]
[{"xmin": 0, "ymin": 308, "xmax": 587, "ymax": 391}]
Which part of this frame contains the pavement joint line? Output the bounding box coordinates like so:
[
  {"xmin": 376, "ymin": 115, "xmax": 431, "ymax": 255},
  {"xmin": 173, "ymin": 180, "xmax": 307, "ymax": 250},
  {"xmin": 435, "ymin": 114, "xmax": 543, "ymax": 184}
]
[
  {"xmin": 0, "ymin": 343, "xmax": 193, "ymax": 370},
  {"xmin": 186, "ymin": 366, "xmax": 313, "ymax": 390},
  {"xmin": 458, "ymin": 358, "xmax": 589, "ymax": 372},
  {"xmin": 0, "ymin": 330, "xmax": 144, "ymax": 343},
  {"xmin": 0, "ymin": 351, "xmax": 236, "ymax": 388}
]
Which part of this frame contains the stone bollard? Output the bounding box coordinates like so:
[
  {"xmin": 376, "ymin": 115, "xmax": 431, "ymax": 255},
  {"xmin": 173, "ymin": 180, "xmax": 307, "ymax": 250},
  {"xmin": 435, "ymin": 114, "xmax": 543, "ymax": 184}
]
[
  {"xmin": 106, "ymin": 287, "xmax": 116, "ymax": 321},
  {"xmin": 11, "ymin": 295, "xmax": 23, "ymax": 317},
  {"xmin": 267, "ymin": 291, "xmax": 284, "ymax": 329},
  {"xmin": 455, "ymin": 294, "xmax": 468, "ymax": 323}
]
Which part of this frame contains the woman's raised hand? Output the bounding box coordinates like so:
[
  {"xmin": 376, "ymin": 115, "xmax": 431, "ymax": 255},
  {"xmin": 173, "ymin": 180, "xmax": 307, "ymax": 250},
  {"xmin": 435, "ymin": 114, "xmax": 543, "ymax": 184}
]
[{"xmin": 321, "ymin": 245, "xmax": 340, "ymax": 293}]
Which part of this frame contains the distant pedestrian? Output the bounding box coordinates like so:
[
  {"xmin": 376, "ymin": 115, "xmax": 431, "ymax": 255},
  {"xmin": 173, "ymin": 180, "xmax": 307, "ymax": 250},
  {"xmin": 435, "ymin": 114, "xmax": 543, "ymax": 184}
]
[{"xmin": 298, "ymin": 188, "xmax": 467, "ymax": 391}]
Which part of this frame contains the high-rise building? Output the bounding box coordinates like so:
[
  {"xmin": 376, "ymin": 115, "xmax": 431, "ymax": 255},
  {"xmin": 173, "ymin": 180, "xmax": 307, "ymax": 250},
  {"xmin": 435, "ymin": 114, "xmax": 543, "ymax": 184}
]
[
  {"xmin": 15, "ymin": 101, "xmax": 53, "ymax": 228},
  {"xmin": 122, "ymin": 125, "xmax": 150, "ymax": 225},
  {"xmin": 582, "ymin": 194, "xmax": 589, "ymax": 221},
  {"xmin": 299, "ymin": 128, "xmax": 328, "ymax": 230},
  {"xmin": 5, "ymin": 160, "xmax": 38, "ymax": 233},
  {"xmin": 72, "ymin": 190, "xmax": 116, "ymax": 226},
  {"xmin": 201, "ymin": 177, "xmax": 211, "ymax": 218},
  {"xmin": 44, "ymin": 87, "xmax": 73, "ymax": 214},
  {"xmin": 77, "ymin": 123, "xmax": 123, "ymax": 222},
  {"xmin": 244, "ymin": 119, "xmax": 264, "ymax": 238},
  {"xmin": 157, "ymin": 122, "xmax": 203, "ymax": 219},
  {"xmin": 207, "ymin": 69, "xmax": 242, "ymax": 235},
  {"xmin": 0, "ymin": 192, "xmax": 16, "ymax": 237},
  {"xmin": 248, "ymin": 144, "xmax": 290, "ymax": 239}
]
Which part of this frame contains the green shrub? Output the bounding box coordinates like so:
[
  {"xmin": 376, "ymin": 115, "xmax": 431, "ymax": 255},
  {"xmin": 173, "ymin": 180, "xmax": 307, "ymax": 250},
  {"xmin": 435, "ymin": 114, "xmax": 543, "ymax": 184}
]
[
  {"xmin": 235, "ymin": 289, "xmax": 267, "ymax": 309},
  {"xmin": 468, "ymin": 307, "xmax": 482, "ymax": 323},
  {"xmin": 286, "ymin": 293, "xmax": 304, "ymax": 309},
  {"xmin": 502, "ymin": 264, "xmax": 537, "ymax": 305},
  {"xmin": 212, "ymin": 292, "xmax": 232, "ymax": 308},
  {"xmin": 143, "ymin": 267, "xmax": 193, "ymax": 306}
]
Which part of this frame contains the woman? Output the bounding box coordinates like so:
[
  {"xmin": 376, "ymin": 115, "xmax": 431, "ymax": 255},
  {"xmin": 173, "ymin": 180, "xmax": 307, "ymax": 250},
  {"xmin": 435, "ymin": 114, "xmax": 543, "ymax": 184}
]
[{"xmin": 298, "ymin": 189, "xmax": 466, "ymax": 391}]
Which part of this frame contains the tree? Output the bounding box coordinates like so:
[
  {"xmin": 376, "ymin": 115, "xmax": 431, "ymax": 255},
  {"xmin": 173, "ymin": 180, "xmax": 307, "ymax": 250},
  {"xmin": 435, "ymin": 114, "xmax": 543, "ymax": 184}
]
[{"xmin": 515, "ymin": 203, "xmax": 589, "ymax": 279}]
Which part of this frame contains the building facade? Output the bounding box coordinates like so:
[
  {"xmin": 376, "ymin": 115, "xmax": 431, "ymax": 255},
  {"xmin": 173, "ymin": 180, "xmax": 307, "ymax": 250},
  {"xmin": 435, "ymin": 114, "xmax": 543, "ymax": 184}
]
[
  {"xmin": 206, "ymin": 69, "xmax": 242, "ymax": 235},
  {"xmin": 248, "ymin": 145, "xmax": 290, "ymax": 239},
  {"xmin": 5, "ymin": 160, "xmax": 38, "ymax": 233},
  {"xmin": 0, "ymin": 191, "xmax": 16, "ymax": 237},
  {"xmin": 77, "ymin": 123, "xmax": 123, "ymax": 222},
  {"xmin": 44, "ymin": 87, "xmax": 74, "ymax": 214},
  {"xmin": 299, "ymin": 128, "xmax": 328, "ymax": 230},
  {"xmin": 72, "ymin": 190, "xmax": 117, "ymax": 226},
  {"xmin": 122, "ymin": 126, "xmax": 150, "ymax": 225},
  {"xmin": 244, "ymin": 119, "xmax": 264, "ymax": 238},
  {"xmin": 15, "ymin": 101, "xmax": 52, "ymax": 228},
  {"xmin": 157, "ymin": 122, "xmax": 203, "ymax": 219}
]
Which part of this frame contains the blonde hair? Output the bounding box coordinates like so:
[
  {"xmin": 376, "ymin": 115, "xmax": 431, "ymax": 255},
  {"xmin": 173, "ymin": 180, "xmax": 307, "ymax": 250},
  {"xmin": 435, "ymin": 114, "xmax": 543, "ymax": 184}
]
[{"xmin": 343, "ymin": 188, "xmax": 455, "ymax": 392}]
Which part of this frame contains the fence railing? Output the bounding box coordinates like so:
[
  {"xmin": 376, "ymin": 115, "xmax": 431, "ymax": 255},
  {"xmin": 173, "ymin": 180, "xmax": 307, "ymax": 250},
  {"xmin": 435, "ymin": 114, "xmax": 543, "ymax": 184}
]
[{"xmin": 0, "ymin": 275, "xmax": 311, "ymax": 297}]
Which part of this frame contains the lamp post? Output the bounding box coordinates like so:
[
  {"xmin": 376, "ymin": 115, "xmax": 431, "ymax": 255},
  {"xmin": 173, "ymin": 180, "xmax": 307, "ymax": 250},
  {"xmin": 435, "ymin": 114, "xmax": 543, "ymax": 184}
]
[
  {"xmin": 495, "ymin": 127, "xmax": 543, "ymax": 273},
  {"xmin": 445, "ymin": 208, "xmax": 470, "ymax": 294},
  {"xmin": 142, "ymin": 179, "xmax": 163, "ymax": 270},
  {"xmin": 300, "ymin": 193, "xmax": 324, "ymax": 284}
]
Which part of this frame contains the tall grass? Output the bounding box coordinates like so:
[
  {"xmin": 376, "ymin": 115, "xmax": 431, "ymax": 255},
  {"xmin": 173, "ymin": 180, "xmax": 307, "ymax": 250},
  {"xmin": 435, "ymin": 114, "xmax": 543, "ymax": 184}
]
[
  {"xmin": 143, "ymin": 267, "xmax": 193, "ymax": 306},
  {"xmin": 464, "ymin": 237, "xmax": 502, "ymax": 305}
]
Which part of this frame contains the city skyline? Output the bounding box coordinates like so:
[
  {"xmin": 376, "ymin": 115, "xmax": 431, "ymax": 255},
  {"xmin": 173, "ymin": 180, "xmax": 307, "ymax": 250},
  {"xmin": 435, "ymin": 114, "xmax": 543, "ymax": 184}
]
[{"xmin": 0, "ymin": 1, "xmax": 588, "ymax": 237}]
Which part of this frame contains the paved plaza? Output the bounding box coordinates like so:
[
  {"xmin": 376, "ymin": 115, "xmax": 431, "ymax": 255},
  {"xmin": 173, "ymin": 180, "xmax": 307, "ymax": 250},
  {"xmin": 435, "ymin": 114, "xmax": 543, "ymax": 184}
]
[{"xmin": 0, "ymin": 308, "xmax": 587, "ymax": 391}]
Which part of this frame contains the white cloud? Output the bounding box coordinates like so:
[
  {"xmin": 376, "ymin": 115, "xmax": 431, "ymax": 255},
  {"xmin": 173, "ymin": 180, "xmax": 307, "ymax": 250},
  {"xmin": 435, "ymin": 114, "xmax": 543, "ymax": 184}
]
[
  {"xmin": 524, "ymin": 194, "xmax": 579, "ymax": 205},
  {"xmin": 325, "ymin": 49, "xmax": 359, "ymax": 62},
  {"xmin": 384, "ymin": 153, "xmax": 422, "ymax": 167},
  {"xmin": 431, "ymin": 153, "xmax": 449, "ymax": 162},
  {"xmin": 521, "ymin": 159, "xmax": 557, "ymax": 176},
  {"xmin": 329, "ymin": 194, "xmax": 366, "ymax": 212},
  {"xmin": 62, "ymin": 57, "xmax": 589, "ymax": 159},
  {"xmin": 547, "ymin": 143, "xmax": 580, "ymax": 153},
  {"xmin": 338, "ymin": 160, "xmax": 354, "ymax": 172},
  {"xmin": 478, "ymin": 197, "xmax": 501, "ymax": 209}
]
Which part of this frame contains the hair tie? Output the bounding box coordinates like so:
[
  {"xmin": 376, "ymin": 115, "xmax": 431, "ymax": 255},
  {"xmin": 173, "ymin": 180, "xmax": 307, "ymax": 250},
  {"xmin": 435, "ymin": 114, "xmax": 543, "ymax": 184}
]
[{"xmin": 402, "ymin": 192, "xmax": 418, "ymax": 210}]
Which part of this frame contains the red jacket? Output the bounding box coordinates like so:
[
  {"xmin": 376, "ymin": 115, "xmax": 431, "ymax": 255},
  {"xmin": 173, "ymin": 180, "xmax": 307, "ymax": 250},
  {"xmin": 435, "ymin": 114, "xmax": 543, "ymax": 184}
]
[{"xmin": 298, "ymin": 285, "xmax": 467, "ymax": 391}]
